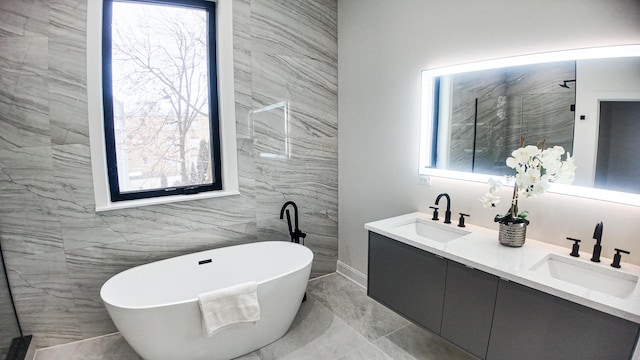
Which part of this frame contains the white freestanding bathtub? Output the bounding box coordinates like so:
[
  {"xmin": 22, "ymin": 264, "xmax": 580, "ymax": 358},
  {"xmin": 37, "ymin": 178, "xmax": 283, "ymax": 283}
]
[{"xmin": 100, "ymin": 241, "xmax": 313, "ymax": 360}]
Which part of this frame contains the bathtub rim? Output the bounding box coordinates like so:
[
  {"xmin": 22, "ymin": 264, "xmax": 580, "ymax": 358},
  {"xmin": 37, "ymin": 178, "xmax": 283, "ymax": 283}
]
[{"xmin": 100, "ymin": 241, "xmax": 314, "ymax": 310}]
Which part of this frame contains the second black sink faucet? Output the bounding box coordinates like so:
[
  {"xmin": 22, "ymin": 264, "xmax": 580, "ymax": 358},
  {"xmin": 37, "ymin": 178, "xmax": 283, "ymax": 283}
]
[
  {"xmin": 591, "ymin": 221, "xmax": 604, "ymax": 262},
  {"xmin": 435, "ymin": 193, "xmax": 452, "ymax": 224}
]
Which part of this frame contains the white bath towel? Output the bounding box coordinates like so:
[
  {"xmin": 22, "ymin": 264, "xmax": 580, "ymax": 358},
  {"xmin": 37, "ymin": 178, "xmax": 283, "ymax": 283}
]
[{"xmin": 198, "ymin": 281, "xmax": 260, "ymax": 337}]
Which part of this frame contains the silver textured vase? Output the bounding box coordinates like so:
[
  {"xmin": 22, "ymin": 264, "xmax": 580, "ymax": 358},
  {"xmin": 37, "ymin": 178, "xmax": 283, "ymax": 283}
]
[{"xmin": 498, "ymin": 222, "xmax": 527, "ymax": 247}]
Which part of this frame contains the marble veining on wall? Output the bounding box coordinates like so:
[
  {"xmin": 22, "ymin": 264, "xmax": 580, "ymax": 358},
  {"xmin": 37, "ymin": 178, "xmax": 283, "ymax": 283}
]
[{"xmin": 0, "ymin": 0, "xmax": 338, "ymax": 348}]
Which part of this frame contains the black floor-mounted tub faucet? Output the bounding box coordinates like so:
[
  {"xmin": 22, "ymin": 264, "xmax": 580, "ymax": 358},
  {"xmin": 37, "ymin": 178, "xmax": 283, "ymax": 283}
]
[{"xmin": 280, "ymin": 201, "xmax": 307, "ymax": 244}]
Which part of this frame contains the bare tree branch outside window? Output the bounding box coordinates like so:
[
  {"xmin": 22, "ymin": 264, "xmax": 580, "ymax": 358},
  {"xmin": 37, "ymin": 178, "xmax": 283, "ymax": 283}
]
[{"xmin": 111, "ymin": 2, "xmax": 213, "ymax": 191}]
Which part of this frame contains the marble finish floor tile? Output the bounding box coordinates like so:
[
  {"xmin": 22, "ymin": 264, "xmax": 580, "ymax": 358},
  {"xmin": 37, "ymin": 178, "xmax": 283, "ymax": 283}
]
[
  {"xmin": 245, "ymin": 296, "xmax": 370, "ymax": 360},
  {"xmin": 34, "ymin": 273, "xmax": 476, "ymax": 360},
  {"xmin": 337, "ymin": 343, "xmax": 393, "ymax": 360},
  {"xmin": 307, "ymin": 273, "xmax": 410, "ymax": 342}
]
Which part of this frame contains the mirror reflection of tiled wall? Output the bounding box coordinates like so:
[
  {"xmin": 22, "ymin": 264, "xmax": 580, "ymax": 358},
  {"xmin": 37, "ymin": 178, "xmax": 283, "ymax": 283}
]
[{"xmin": 449, "ymin": 61, "xmax": 575, "ymax": 175}]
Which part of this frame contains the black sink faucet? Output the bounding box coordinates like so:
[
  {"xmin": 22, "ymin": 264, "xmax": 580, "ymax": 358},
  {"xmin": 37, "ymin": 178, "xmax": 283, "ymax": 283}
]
[
  {"xmin": 591, "ymin": 221, "xmax": 604, "ymax": 263},
  {"xmin": 435, "ymin": 193, "xmax": 452, "ymax": 224},
  {"xmin": 279, "ymin": 201, "xmax": 306, "ymax": 244}
]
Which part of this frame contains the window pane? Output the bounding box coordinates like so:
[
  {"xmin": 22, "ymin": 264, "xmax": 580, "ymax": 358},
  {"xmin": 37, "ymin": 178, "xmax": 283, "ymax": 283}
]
[{"xmin": 111, "ymin": 2, "xmax": 212, "ymax": 192}]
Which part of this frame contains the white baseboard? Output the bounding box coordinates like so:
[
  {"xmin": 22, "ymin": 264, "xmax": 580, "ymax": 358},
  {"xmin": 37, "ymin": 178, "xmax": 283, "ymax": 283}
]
[{"xmin": 336, "ymin": 260, "xmax": 367, "ymax": 289}]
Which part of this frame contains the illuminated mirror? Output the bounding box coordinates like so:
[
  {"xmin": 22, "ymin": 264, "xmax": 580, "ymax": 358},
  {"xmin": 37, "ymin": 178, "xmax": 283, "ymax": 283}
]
[{"xmin": 419, "ymin": 45, "xmax": 640, "ymax": 205}]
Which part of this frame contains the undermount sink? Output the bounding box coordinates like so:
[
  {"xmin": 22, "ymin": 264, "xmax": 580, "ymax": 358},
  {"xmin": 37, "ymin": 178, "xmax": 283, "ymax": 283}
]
[
  {"xmin": 393, "ymin": 218, "xmax": 470, "ymax": 243},
  {"xmin": 530, "ymin": 254, "xmax": 638, "ymax": 299}
]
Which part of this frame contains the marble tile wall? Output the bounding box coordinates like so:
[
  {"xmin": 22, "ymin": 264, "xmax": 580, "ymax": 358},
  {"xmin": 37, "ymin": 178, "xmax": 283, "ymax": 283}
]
[{"xmin": 0, "ymin": 0, "xmax": 338, "ymax": 348}]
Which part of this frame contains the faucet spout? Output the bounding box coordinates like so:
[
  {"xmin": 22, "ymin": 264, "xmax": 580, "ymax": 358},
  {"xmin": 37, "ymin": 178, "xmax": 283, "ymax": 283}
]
[
  {"xmin": 280, "ymin": 201, "xmax": 298, "ymax": 230},
  {"xmin": 593, "ymin": 221, "xmax": 603, "ymax": 246},
  {"xmin": 435, "ymin": 193, "xmax": 452, "ymax": 224},
  {"xmin": 591, "ymin": 221, "xmax": 603, "ymax": 263}
]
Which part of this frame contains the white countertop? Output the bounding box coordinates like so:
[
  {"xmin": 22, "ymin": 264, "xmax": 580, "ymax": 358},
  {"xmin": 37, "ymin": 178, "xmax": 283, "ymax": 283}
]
[{"xmin": 364, "ymin": 212, "xmax": 640, "ymax": 324}]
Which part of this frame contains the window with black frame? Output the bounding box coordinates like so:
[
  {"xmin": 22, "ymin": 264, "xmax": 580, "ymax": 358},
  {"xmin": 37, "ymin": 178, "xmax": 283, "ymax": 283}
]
[{"xmin": 102, "ymin": 0, "xmax": 222, "ymax": 202}]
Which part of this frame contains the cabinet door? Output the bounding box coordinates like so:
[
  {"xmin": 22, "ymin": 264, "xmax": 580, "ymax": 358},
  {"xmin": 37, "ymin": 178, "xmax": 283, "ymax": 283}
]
[
  {"xmin": 487, "ymin": 279, "xmax": 640, "ymax": 360},
  {"xmin": 441, "ymin": 261, "xmax": 498, "ymax": 358},
  {"xmin": 368, "ymin": 232, "xmax": 446, "ymax": 333}
]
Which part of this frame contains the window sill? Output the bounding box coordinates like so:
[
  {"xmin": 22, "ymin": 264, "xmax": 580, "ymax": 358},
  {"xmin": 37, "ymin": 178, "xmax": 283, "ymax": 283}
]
[{"xmin": 95, "ymin": 189, "xmax": 241, "ymax": 212}]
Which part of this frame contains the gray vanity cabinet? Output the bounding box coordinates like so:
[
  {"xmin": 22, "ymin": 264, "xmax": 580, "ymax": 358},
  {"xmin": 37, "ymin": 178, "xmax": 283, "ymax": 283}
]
[
  {"xmin": 441, "ymin": 261, "xmax": 498, "ymax": 358},
  {"xmin": 368, "ymin": 231, "xmax": 447, "ymax": 333},
  {"xmin": 486, "ymin": 279, "xmax": 640, "ymax": 360},
  {"xmin": 368, "ymin": 231, "xmax": 640, "ymax": 360}
]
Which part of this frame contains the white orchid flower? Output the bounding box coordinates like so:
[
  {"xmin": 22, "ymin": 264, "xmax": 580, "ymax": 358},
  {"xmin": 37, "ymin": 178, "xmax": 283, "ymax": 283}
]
[
  {"xmin": 511, "ymin": 145, "xmax": 537, "ymax": 159},
  {"xmin": 520, "ymin": 167, "xmax": 541, "ymax": 185},
  {"xmin": 480, "ymin": 192, "xmax": 501, "ymax": 208},
  {"xmin": 556, "ymin": 152, "xmax": 577, "ymax": 184},
  {"xmin": 482, "ymin": 143, "xmax": 575, "ymax": 219},
  {"xmin": 542, "ymin": 146, "xmax": 564, "ymax": 168},
  {"xmin": 488, "ymin": 178, "xmax": 502, "ymax": 193}
]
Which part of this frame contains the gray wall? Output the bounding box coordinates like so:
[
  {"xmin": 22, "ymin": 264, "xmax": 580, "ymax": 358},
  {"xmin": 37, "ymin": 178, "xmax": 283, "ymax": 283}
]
[
  {"xmin": 0, "ymin": 0, "xmax": 337, "ymax": 348},
  {"xmin": 338, "ymin": 0, "xmax": 640, "ymax": 281}
]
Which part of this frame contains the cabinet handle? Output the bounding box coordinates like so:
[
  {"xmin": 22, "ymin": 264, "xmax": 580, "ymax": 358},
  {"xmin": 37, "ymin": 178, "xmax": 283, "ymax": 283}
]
[
  {"xmin": 465, "ymin": 264, "xmax": 475, "ymax": 270},
  {"xmin": 499, "ymin": 277, "xmax": 510, "ymax": 282},
  {"xmin": 435, "ymin": 255, "xmax": 444, "ymax": 259}
]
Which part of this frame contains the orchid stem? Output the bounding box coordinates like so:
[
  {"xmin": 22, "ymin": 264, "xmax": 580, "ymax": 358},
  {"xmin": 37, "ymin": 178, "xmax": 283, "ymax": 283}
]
[{"xmin": 511, "ymin": 183, "xmax": 518, "ymax": 218}]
